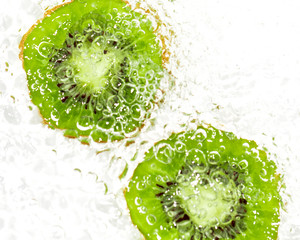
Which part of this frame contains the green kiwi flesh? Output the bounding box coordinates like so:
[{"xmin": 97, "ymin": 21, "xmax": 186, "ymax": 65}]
[
  {"xmin": 20, "ymin": 0, "xmax": 163, "ymax": 142},
  {"xmin": 125, "ymin": 126, "xmax": 282, "ymax": 240}
]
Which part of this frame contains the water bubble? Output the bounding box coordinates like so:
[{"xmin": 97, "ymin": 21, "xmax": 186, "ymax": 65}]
[
  {"xmin": 145, "ymin": 70, "xmax": 155, "ymax": 81},
  {"xmin": 50, "ymin": 109, "xmax": 60, "ymax": 122},
  {"xmin": 146, "ymin": 214, "xmax": 157, "ymax": 225},
  {"xmin": 97, "ymin": 116, "xmax": 115, "ymax": 130},
  {"xmin": 131, "ymin": 19, "xmax": 140, "ymax": 29},
  {"xmin": 81, "ymin": 19, "xmax": 95, "ymax": 30},
  {"xmin": 211, "ymin": 170, "xmax": 229, "ymax": 185},
  {"xmin": 131, "ymin": 104, "xmax": 143, "ymax": 120},
  {"xmin": 192, "ymin": 128, "xmax": 207, "ymax": 142},
  {"xmin": 174, "ymin": 141, "xmax": 186, "ymax": 153},
  {"xmin": 76, "ymin": 116, "xmax": 93, "ymax": 131},
  {"xmin": 135, "ymin": 197, "xmax": 142, "ymax": 206},
  {"xmin": 239, "ymin": 159, "xmax": 248, "ymax": 169},
  {"xmin": 137, "ymin": 206, "xmax": 147, "ymax": 214},
  {"xmin": 155, "ymin": 143, "xmax": 174, "ymax": 164},
  {"xmin": 259, "ymin": 168, "xmax": 269, "ymax": 182},
  {"xmin": 186, "ymin": 149, "xmax": 206, "ymax": 164},
  {"xmin": 121, "ymin": 84, "xmax": 137, "ymax": 104},
  {"xmin": 106, "ymin": 13, "xmax": 113, "ymax": 21},
  {"xmin": 38, "ymin": 41, "xmax": 54, "ymax": 58},
  {"xmin": 208, "ymin": 151, "xmax": 221, "ymax": 165},
  {"xmin": 136, "ymin": 181, "xmax": 146, "ymax": 191}
]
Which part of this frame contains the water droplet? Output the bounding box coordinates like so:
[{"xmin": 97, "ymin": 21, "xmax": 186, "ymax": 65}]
[
  {"xmin": 192, "ymin": 128, "xmax": 207, "ymax": 142},
  {"xmin": 38, "ymin": 41, "xmax": 54, "ymax": 58},
  {"xmin": 239, "ymin": 159, "xmax": 248, "ymax": 169},
  {"xmin": 175, "ymin": 141, "xmax": 186, "ymax": 153},
  {"xmin": 155, "ymin": 143, "xmax": 174, "ymax": 164},
  {"xmin": 146, "ymin": 214, "xmax": 157, "ymax": 225},
  {"xmin": 135, "ymin": 197, "xmax": 142, "ymax": 206},
  {"xmin": 50, "ymin": 109, "xmax": 60, "ymax": 122},
  {"xmin": 186, "ymin": 149, "xmax": 206, "ymax": 165},
  {"xmin": 208, "ymin": 151, "xmax": 221, "ymax": 165},
  {"xmin": 145, "ymin": 69, "xmax": 155, "ymax": 80},
  {"xmin": 137, "ymin": 206, "xmax": 147, "ymax": 214},
  {"xmin": 131, "ymin": 104, "xmax": 143, "ymax": 120},
  {"xmin": 97, "ymin": 116, "xmax": 115, "ymax": 130},
  {"xmin": 76, "ymin": 116, "xmax": 93, "ymax": 131},
  {"xmin": 136, "ymin": 181, "xmax": 146, "ymax": 190},
  {"xmin": 121, "ymin": 84, "xmax": 137, "ymax": 104}
]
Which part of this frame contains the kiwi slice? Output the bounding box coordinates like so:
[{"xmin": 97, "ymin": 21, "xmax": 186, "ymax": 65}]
[
  {"xmin": 125, "ymin": 126, "xmax": 282, "ymax": 240},
  {"xmin": 20, "ymin": 0, "xmax": 163, "ymax": 142}
]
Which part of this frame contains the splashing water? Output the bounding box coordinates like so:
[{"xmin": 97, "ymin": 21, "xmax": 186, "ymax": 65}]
[{"xmin": 1, "ymin": 0, "xmax": 300, "ymax": 239}]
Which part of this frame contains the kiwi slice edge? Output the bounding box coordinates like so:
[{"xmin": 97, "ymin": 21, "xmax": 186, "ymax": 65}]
[{"xmin": 20, "ymin": 0, "xmax": 165, "ymax": 143}]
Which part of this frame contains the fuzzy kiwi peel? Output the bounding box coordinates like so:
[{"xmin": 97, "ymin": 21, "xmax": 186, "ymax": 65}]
[
  {"xmin": 125, "ymin": 126, "xmax": 282, "ymax": 240},
  {"xmin": 20, "ymin": 0, "xmax": 163, "ymax": 142}
]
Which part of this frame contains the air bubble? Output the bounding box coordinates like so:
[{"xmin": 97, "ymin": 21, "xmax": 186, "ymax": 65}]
[
  {"xmin": 38, "ymin": 41, "xmax": 54, "ymax": 58},
  {"xmin": 211, "ymin": 170, "xmax": 229, "ymax": 185},
  {"xmin": 136, "ymin": 181, "xmax": 146, "ymax": 190},
  {"xmin": 131, "ymin": 104, "xmax": 143, "ymax": 120},
  {"xmin": 105, "ymin": 27, "xmax": 115, "ymax": 36},
  {"xmin": 137, "ymin": 206, "xmax": 147, "ymax": 214},
  {"xmin": 118, "ymin": 104, "xmax": 130, "ymax": 116},
  {"xmin": 82, "ymin": 19, "xmax": 95, "ymax": 30},
  {"xmin": 106, "ymin": 13, "xmax": 113, "ymax": 21},
  {"xmin": 155, "ymin": 143, "xmax": 174, "ymax": 164},
  {"xmin": 208, "ymin": 151, "xmax": 221, "ymax": 165},
  {"xmin": 76, "ymin": 116, "xmax": 93, "ymax": 131},
  {"xmin": 131, "ymin": 19, "xmax": 140, "ymax": 29},
  {"xmin": 122, "ymin": 20, "xmax": 130, "ymax": 29},
  {"xmin": 50, "ymin": 109, "xmax": 60, "ymax": 122},
  {"xmin": 135, "ymin": 197, "xmax": 142, "ymax": 206},
  {"xmin": 259, "ymin": 168, "xmax": 269, "ymax": 182},
  {"xmin": 175, "ymin": 141, "xmax": 186, "ymax": 153},
  {"xmin": 93, "ymin": 36, "xmax": 105, "ymax": 46},
  {"xmin": 97, "ymin": 116, "xmax": 115, "ymax": 130},
  {"xmin": 121, "ymin": 84, "xmax": 137, "ymax": 104},
  {"xmin": 239, "ymin": 159, "xmax": 248, "ymax": 169},
  {"xmin": 145, "ymin": 69, "xmax": 155, "ymax": 80},
  {"xmin": 186, "ymin": 149, "xmax": 206, "ymax": 165},
  {"xmin": 146, "ymin": 214, "xmax": 157, "ymax": 225},
  {"xmin": 192, "ymin": 128, "xmax": 207, "ymax": 142}
]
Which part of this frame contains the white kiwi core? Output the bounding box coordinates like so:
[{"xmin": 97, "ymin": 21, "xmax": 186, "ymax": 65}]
[
  {"xmin": 177, "ymin": 172, "xmax": 240, "ymax": 228},
  {"xmin": 69, "ymin": 43, "xmax": 125, "ymax": 93}
]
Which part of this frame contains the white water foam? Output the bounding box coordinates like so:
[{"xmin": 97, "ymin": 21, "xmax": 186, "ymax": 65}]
[{"xmin": 1, "ymin": 0, "xmax": 300, "ymax": 239}]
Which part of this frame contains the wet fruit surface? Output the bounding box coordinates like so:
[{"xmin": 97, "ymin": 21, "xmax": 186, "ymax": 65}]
[
  {"xmin": 20, "ymin": 0, "xmax": 163, "ymax": 142},
  {"xmin": 125, "ymin": 126, "xmax": 282, "ymax": 240}
]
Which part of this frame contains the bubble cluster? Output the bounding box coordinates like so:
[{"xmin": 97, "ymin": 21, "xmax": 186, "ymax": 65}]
[
  {"xmin": 20, "ymin": 0, "xmax": 164, "ymax": 142},
  {"xmin": 125, "ymin": 125, "xmax": 282, "ymax": 240}
]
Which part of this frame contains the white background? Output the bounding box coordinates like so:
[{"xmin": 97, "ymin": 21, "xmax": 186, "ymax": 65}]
[{"xmin": 1, "ymin": 0, "xmax": 300, "ymax": 239}]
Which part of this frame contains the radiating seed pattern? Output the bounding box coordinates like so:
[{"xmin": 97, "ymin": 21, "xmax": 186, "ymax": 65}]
[
  {"xmin": 21, "ymin": 0, "xmax": 164, "ymax": 142},
  {"xmin": 125, "ymin": 126, "xmax": 282, "ymax": 240}
]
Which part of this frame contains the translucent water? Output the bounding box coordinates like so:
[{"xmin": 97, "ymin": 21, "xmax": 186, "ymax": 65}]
[{"xmin": 1, "ymin": 0, "xmax": 300, "ymax": 239}]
